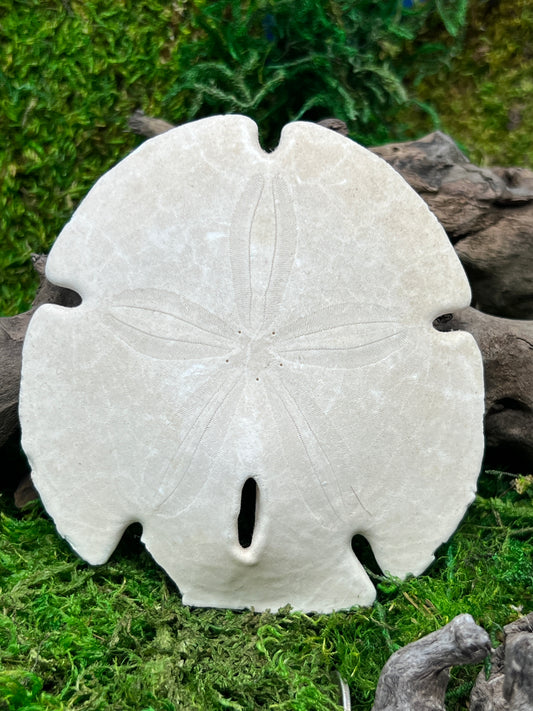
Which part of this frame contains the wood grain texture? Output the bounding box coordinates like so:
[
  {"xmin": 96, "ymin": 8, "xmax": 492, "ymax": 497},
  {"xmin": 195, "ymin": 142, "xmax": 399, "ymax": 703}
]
[
  {"xmin": 470, "ymin": 612, "xmax": 533, "ymax": 711},
  {"xmin": 372, "ymin": 614, "xmax": 491, "ymax": 711}
]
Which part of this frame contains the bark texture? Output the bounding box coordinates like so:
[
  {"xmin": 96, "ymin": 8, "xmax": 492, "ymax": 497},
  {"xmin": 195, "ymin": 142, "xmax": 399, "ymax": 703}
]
[
  {"xmin": 470, "ymin": 612, "xmax": 533, "ymax": 711},
  {"xmin": 434, "ymin": 308, "xmax": 533, "ymax": 469},
  {"xmin": 0, "ymin": 255, "xmax": 80, "ymax": 451},
  {"xmin": 128, "ymin": 109, "xmax": 175, "ymax": 138},
  {"xmin": 130, "ymin": 116, "xmax": 533, "ymax": 319},
  {"xmin": 2, "ymin": 118, "xmax": 533, "ymax": 503},
  {"xmin": 1, "ymin": 117, "xmax": 532, "ymax": 706},
  {"xmin": 371, "ymin": 132, "xmax": 533, "ymax": 320},
  {"xmin": 372, "ymin": 614, "xmax": 491, "ymax": 711}
]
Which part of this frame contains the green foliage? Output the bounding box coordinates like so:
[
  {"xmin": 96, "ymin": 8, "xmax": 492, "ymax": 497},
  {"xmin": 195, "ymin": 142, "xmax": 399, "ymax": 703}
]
[
  {"xmin": 0, "ymin": 0, "xmax": 468, "ymax": 316},
  {"xmin": 1, "ymin": 5, "xmax": 531, "ymax": 705},
  {"xmin": 400, "ymin": 0, "xmax": 533, "ymax": 166},
  {"xmin": 168, "ymin": 0, "xmax": 468, "ymax": 147},
  {"xmin": 1, "ymin": 471, "xmax": 531, "ymax": 710},
  {"xmin": 0, "ymin": 0, "xmax": 191, "ymax": 316}
]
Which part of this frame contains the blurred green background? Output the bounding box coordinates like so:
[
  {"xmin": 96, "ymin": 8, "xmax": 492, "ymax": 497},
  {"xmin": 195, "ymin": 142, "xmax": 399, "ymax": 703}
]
[{"xmin": 2, "ymin": 0, "xmax": 532, "ymax": 316}]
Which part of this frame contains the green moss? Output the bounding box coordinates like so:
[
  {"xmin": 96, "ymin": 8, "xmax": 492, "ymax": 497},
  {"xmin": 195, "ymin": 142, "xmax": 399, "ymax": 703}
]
[
  {"xmin": 400, "ymin": 0, "xmax": 533, "ymax": 166},
  {"xmin": 0, "ymin": 0, "xmax": 467, "ymax": 316},
  {"xmin": 0, "ymin": 0, "xmax": 194, "ymax": 316},
  {"xmin": 1, "ymin": 473, "xmax": 531, "ymax": 710}
]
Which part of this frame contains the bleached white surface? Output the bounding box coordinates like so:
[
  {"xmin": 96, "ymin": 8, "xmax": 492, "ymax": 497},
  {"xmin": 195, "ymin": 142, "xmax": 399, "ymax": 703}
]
[{"xmin": 19, "ymin": 116, "xmax": 484, "ymax": 612}]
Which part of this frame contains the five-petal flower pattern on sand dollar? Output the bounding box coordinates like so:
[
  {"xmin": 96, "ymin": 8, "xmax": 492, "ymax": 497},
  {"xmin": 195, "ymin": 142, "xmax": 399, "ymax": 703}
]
[{"xmin": 108, "ymin": 173, "xmax": 406, "ymax": 523}]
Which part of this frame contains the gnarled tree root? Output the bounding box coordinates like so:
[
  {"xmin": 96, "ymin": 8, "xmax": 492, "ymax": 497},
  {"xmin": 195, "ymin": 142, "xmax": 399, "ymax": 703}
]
[
  {"xmin": 470, "ymin": 612, "xmax": 533, "ymax": 711},
  {"xmin": 372, "ymin": 614, "xmax": 491, "ymax": 711}
]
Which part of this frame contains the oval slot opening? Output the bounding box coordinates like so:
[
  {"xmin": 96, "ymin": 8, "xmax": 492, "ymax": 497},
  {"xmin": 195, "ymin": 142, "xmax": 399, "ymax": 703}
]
[
  {"xmin": 351, "ymin": 534, "xmax": 382, "ymax": 577},
  {"xmin": 238, "ymin": 478, "xmax": 258, "ymax": 549}
]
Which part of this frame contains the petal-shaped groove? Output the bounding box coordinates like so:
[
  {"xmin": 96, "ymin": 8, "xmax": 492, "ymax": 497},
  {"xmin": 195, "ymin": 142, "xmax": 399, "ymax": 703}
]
[
  {"xmin": 230, "ymin": 174, "xmax": 265, "ymax": 330},
  {"xmin": 278, "ymin": 303, "xmax": 408, "ymax": 369},
  {"xmin": 107, "ymin": 288, "xmax": 235, "ymax": 360},
  {"xmin": 229, "ymin": 174, "xmax": 297, "ymax": 333},
  {"xmin": 263, "ymin": 375, "xmax": 333, "ymax": 528},
  {"xmin": 155, "ymin": 371, "xmax": 246, "ymax": 514},
  {"xmin": 263, "ymin": 370, "xmax": 369, "ymax": 527},
  {"xmin": 261, "ymin": 175, "xmax": 297, "ymax": 329},
  {"xmin": 283, "ymin": 368, "xmax": 373, "ymax": 513}
]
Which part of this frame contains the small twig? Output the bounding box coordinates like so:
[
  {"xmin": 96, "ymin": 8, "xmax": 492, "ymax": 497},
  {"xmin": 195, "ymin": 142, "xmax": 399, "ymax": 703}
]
[
  {"xmin": 336, "ymin": 671, "xmax": 351, "ymax": 711},
  {"xmin": 509, "ymin": 527, "xmax": 533, "ymax": 536}
]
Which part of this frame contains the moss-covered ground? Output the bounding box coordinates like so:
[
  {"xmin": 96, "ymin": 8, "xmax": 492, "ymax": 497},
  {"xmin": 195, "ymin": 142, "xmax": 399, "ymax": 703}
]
[{"xmin": 1, "ymin": 469, "xmax": 532, "ymax": 710}]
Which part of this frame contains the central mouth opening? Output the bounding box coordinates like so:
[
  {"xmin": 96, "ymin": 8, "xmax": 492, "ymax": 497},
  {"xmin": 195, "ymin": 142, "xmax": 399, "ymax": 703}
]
[{"xmin": 238, "ymin": 477, "xmax": 258, "ymax": 548}]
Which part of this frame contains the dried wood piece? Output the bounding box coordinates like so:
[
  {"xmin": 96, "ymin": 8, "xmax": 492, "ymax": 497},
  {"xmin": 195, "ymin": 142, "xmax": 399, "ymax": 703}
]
[
  {"xmin": 317, "ymin": 117, "xmax": 349, "ymax": 136},
  {"xmin": 1, "ymin": 254, "xmax": 79, "ymax": 503},
  {"xmin": 470, "ymin": 612, "xmax": 533, "ymax": 711},
  {"xmin": 372, "ymin": 614, "xmax": 491, "ymax": 711},
  {"xmin": 0, "ymin": 255, "xmax": 80, "ymax": 451},
  {"xmin": 1, "ymin": 313, "xmax": 29, "ymax": 448},
  {"xmin": 435, "ymin": 307, "xmax": 533, "ymax": 470},
  {"xmin": 13, "ymin": 473, "xmax": 38, "ymax": 508},
  {"xmin": 503, "ymin": 632, "xmax": 533, "ymax": 711},
  {"xmin": 128, "ymin": 109, "xmax": 175, "ymax": 138},
  {"xmin": 371, "ymin": 132, "xmax": 533, "ymax": 319},
  {"xmin": 128, "ymin": 111, "xmax": 351, "ymax": 140},
  {"xmin": 3, "ymin": 118, "xmax": 533, "ymax": 507}
]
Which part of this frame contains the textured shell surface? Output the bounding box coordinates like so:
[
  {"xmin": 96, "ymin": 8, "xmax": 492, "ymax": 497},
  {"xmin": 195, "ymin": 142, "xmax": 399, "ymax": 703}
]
[{"xmin": 19, "ymin": 115, "xmax": 484, "ymax": 612}]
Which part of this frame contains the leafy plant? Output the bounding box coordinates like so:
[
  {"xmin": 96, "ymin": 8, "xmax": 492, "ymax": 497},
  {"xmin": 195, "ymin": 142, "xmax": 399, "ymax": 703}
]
[
  {"xmin": 0, "ymin": 0, "xmax": 468, "ymax": 316},
  {"xmin": 167, "ymin": 0, "xmax": 469, "ymax": 147}
]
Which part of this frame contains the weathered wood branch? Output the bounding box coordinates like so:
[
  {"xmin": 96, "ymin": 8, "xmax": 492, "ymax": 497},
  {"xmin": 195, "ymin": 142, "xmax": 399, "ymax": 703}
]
[
  {"xmin": 128, "ymin": 109, "xmax": 176, "ymax": 138},
  {"xmin": 2, "ymin": 117, "xmax": 533, "ymax": 503},
  {"xmin": 372, "ymin": 613, "xmax": 491, "ymax": 711},
  {"xmin": 128, "ymin": 113, "xmax": 533, "ymax": 471},
  {"xmin": 434, "ymin": 308, "xmax": 533, "ymax": 468},
  {"xmin": 470, "ymin": 612, "xmax": 533, "ymax": 711},
  {"xmin": 372, "ymin": 133, "xmax": 533, "ymax": 320},
  {"xmin": 0, "ymin": 255, "xmax": 80, "ymax": 450},
  {"xmin": 0, "ymin": 256, "xmax": 80, "ymax": 503},
  {"xmin": 130, "ymin": 114, "xmax": 533, "ymax": 320},
  {"xmin": 371, "ymin": 612, "xmax": 533, "ymax": 711}
]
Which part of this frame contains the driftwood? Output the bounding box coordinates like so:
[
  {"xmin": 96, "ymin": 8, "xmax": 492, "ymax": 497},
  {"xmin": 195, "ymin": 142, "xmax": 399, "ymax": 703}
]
[
  {"xmin": 372, "ymin": 613, "xmax": 491, "ymax": 711},
  {"xmin": 435, "ymin": 308, "xmax": 533, "ymax": 470},
  {"xmin": 470, "ymin": 612, "xmax": 533, "ymax": 711},
  {"xmin": 128, "ymin": 113, "xmax": 533, "ymax": 471},
  {"xmin": 0, "ymin": 116, "xmax": 532, "ymax": 706},
  {"xmin": 128, "ymin": 109, "xmax": 175, "ymax": 138},
  {"xmin": 371, "ymin": 613, "xmax": 533, "ymax": 711},
  {"xmin": 372, "ymin": 133, "xmax": 533, "ymax": 320},
  {"xmin": 0, "ymin": 255, "xmax": 80, "ymax": 451},
  {"xmin": 0, "ymin": 256, "xmax": 80, "ymax": 503},
  {"xmin": 128, "ymin": 111, "xmax": 352, "ymax": 139}
]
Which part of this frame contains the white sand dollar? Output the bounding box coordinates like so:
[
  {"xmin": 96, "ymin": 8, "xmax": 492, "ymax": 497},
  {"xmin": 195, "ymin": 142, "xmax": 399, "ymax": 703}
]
[{"xmin": 20, "ymin": 116, "xmax": 484, "ymax": 612}]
